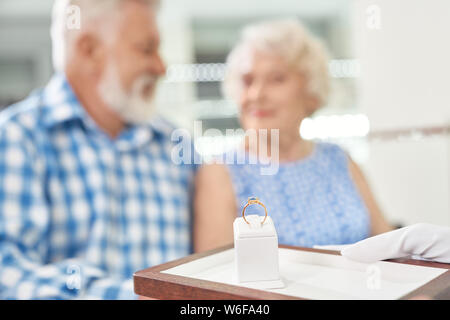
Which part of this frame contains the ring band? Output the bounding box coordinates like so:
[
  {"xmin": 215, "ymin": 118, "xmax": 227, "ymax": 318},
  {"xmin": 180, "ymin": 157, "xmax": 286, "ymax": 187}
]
[{"xmin": 242, "ymin": 196, "xmax": 268, "ymax": 225}]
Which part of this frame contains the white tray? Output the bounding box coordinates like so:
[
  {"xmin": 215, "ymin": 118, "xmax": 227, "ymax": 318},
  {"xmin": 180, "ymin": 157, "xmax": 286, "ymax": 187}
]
[
  {"xmin": 134, "ymin": 245, "xmax": 450, "ymax": 300},
  {"xmin": 161, "ymin": 247, "xmax": 447, "ymax": 300}
]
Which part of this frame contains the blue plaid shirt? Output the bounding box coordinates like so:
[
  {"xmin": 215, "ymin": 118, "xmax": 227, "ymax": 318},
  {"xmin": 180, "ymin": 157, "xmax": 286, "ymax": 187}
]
[{"xmin": 0, "ymin": 74, "xmax": 196, "ymax": 299}]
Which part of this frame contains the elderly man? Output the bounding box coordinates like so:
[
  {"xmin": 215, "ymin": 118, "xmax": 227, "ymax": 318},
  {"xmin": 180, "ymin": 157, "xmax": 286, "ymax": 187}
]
[{"xmin": 0, "ymin": 0, "xmax": 195, "ymax": 299}]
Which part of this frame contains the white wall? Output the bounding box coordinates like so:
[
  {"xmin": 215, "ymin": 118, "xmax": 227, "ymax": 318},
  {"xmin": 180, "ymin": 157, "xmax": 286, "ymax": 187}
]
[
  {"xmin": 156, "ymin": 6, "xmax": 197, "ymax": 129},
  {"xmin": 352, "ymin": 0, "xmax": 450, "ymax": 226}
]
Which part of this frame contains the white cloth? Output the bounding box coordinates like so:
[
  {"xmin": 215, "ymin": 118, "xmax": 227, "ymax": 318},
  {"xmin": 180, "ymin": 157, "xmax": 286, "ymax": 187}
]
[{"xmin": 315, "ymin": 223, "xmax": 450, "ymax": 264}]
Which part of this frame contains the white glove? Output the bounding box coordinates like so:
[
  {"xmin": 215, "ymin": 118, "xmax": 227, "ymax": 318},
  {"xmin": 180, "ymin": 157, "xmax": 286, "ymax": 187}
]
[{"xmin": 339, "ymin": 223, "xmax": 450, "ymax": 264}]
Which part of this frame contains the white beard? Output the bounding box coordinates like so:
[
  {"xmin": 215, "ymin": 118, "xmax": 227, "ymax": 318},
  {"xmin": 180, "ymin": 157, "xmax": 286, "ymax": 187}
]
[{"xmin": 98, "ymin": 61, "xmax": 158, "ymax": 125}]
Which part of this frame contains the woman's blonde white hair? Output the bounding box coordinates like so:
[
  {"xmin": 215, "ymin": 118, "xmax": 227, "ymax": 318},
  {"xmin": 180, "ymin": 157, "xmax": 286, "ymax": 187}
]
[{"xmin": 223, "ymin": 18, "xmax": 331, "ymax": 110}]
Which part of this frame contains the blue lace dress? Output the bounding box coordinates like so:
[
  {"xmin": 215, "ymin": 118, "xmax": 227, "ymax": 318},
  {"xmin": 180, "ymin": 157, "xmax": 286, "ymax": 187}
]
[{"xmin": 226, "ymin": 142, "xmax": 371, "ymax": 247}]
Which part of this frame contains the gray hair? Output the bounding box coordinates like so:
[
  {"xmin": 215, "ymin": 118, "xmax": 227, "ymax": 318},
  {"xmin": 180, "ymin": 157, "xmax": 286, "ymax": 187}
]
[
  {"xmin": 50, "ymin": 0, "xmax": 160, "ymax": 72},
  {"xmin": 224, "ymin": 18, "xmax": 331, "ymax": 109}
]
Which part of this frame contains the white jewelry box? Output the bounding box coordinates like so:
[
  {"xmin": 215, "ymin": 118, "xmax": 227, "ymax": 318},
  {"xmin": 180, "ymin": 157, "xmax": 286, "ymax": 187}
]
[{"xmin": 233, "ymin": 214, "xmax": 284, "ymax": 289}]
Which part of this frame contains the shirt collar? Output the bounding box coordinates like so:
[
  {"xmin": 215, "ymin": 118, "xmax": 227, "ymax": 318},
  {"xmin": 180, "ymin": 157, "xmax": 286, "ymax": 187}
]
[
  {"xmin": 40, "ymin": 73, "xmax": 177, "ymax": 150},
  {"xmin": 41, "ymin": 72, "xmax": 86, "ymax": 128}
]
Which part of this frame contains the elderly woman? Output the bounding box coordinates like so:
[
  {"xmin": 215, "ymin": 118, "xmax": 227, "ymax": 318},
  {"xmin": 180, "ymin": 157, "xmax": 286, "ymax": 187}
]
[{"xmin": 194, "ymin": 19, "xmax": 393, "ymax": 253}]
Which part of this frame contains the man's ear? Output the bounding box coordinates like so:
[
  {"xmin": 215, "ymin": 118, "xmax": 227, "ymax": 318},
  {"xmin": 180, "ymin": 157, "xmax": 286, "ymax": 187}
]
[{"xmin": 74, "ymin": 32, "xmax": 107, "ymax": 76}]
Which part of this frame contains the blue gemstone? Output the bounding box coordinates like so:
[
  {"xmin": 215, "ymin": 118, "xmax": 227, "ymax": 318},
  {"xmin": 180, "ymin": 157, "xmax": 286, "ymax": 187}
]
[{"xmin": 248, "ymin": 196, "xmax": 257, "ymax": 200}]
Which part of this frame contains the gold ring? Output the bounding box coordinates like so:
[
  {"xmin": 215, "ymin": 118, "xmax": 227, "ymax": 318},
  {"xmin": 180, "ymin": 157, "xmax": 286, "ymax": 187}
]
[{"xmin": 242, "ymin": 196, "xmax": 268, "ymax": 225}]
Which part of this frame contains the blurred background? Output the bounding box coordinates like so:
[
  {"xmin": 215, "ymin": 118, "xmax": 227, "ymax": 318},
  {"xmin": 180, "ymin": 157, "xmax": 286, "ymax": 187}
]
[{"xmin": 0, "ymin": 0, "xmax": 449, "ymax": 227}]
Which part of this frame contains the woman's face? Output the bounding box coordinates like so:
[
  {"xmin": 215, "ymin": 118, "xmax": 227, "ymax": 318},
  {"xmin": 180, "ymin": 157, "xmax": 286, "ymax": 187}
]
[{"xmin": 238, "ymin": 51, "xmax": 317, "ymax": 135}]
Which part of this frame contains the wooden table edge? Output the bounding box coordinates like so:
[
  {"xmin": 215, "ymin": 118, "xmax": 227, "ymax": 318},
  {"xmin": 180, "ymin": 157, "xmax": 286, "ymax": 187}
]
[{"xmin": 134, "ymin": 244, "xmax": 450, "ymax": 300}]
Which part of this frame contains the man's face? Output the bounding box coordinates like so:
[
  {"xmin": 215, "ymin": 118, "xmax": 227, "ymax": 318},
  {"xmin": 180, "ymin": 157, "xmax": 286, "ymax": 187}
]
[{"xmin": 98, "ymin": 1, "xmax": 166, "ymax": 124}]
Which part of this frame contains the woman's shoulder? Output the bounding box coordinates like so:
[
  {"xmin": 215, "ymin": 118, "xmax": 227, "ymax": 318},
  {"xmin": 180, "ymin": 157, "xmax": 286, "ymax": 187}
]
[
  {"xmin": 196, "ymin": 162, "xmax": 230, "ymax": 181},
  {"xmin": 195, "ymin": 162, "xmax": 238, "ymax": 204}
]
